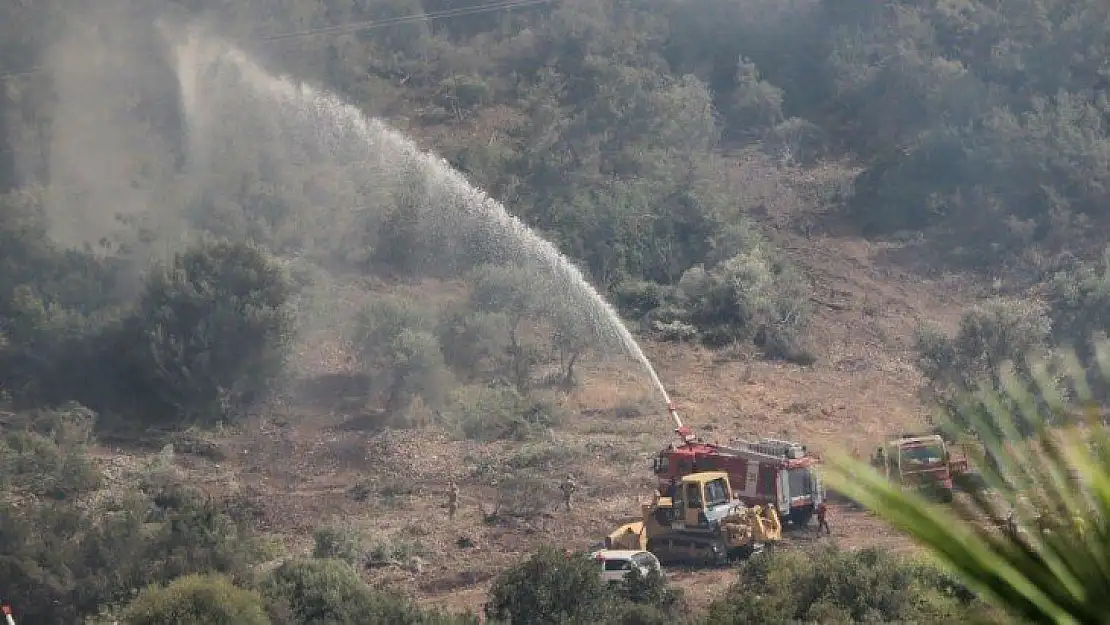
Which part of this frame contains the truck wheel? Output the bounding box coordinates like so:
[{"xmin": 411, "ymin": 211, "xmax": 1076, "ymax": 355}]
[{"xmin": 789, "ymin": 508, "xmax": 813, "ymax": 527}]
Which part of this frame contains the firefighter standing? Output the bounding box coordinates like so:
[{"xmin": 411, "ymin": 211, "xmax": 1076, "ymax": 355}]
[
  {"xmin": 560, "ymin": 474, "xmax": 577, "ymax": 511},
  {"xmin": 816, "ymin": 501, "xmax": 831, "ymax": 535},
  {"xmin": 1073, "ymin": 512, "xmax": 1087, "ymax": 540},
  {"xmin": 1035, "ymin": 504, "xmax": 1052, "ymax": 535},
  {"xmin": 447, "ymin": 480, "xmax": 460, "ymax": 520}
]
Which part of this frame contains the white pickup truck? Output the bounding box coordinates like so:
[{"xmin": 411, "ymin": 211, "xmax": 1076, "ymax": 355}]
[{"xmin": 589, "ymin": 549, "xmax": 663, "ymax": 584}]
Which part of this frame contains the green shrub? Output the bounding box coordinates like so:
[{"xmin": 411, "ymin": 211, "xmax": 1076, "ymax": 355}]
[
  {"xmin": 312, "ymin": 524, "xmax": 364, "ymax": 565},
  {"xmin": 0, "ymin": 289, "xmax": 126, "ymax": 412},
  {"xmin": 645, "ymin": 244, "xmax": 812, "ymax": 361},
  {"xmin": 603, "ymin": 603, "xmax": 673, "ymax": 625},
  {"xmin": 0, "ymin": 408, "xmax": 100, "ymax": 616},
  {"xmin": 437, "ymin": 308, "xmax": 512, "ymax": 382},
  {"xmin": 504, "ymin": 441, "xmax": 582, "ymax": 472},
  {"xmin": 353, "ymin": 297, "xmax": 436, "ymax": 353},
  {"xmin": 366, "ymin": 538, "xmax": 425, "ymax": 568},
  {"xmin": 447, "ymin": 386, "xmax": 562, "ymax": 442},
  {"xmin": 120, "ymin": 574, "xmax": 270, "ymax": 625},
  {"xmin": 548, "ymin": 308, "xmax": 593, "ymax": 389},
  {"xmin": 0, "ymin": 404, "xmax": 100, "ymax": 498},
  {"xmin": 262, "ymin": 558, "xmax": 377, "ymax": 624},
  {"xmin": 485, "ymin": 547, "xmax": 607, "ymax": 624},
  {"xmin": 465, "ymin": 264, "xmax": 547, "ymax": 392},
  {"xmin": 67, "ymin": 479, "xmax": 271, "ymax": 618},
  {"xmin": 727, "ymin": 58, "xmax": 785, "ymax": 141},
  {"xmin": 703, "ymin": 545, "xmax": 981, "ymax": 624},
  {"xmin": 1048, "ymin": 249, "xmax": 1110, "ymax": 347},
  {"xmin": 619, "ymin": 568, "xmax": 683, "ymax": 614},
  {"xmin": 260, "ymin": 558, "xmax": 468, "ymax": 625},
  {"xmin": 612, "ymin": 280, "xmax": 665, "ymax": 320},
  {"xmin": 1046, "ymin": 250, "xmax": 1110, "ymax": 399},
  {"xmin": 128, "ymin": 240, "xmax": 294, "ymax": 425},
  {"xmin": 366, "ymin": 162, "xmax": 461, "ymax": 279},
  {"xmin": 485, "ymin": 548, "xmax": 685, "ymax": 624},
  {"xmin": 916, "ymin": 297, "xmax": 1053, "ymax": 433},
  {"xmin": 353, "ymin": 296, "xmax": 453, "ymax": 414},
  {"xmin": 143, "ymin": 482, "xmax": 270, "ymax": 582},
  {"xmin": 437, "ymin": 74, "xmax": 492, "ymax": 115}
]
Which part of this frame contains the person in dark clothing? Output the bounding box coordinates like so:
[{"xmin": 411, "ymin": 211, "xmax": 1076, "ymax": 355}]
[
  {"xmin": 560, "ymin": 474, "xmax": 576, "ymax": 511},
  {"xmin": 447, "ymin": 480, "xmax": 460, "ymax": 520},
  {"xmin": 816, "ymin": 501, "xmax": 831, "ymax": 535}
]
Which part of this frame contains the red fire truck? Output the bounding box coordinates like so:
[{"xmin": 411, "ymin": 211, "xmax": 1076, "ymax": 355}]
[
  {"xmin": 871, "ymin": 432, "xmax": 968, "ymax": 502},
  {"xmin": 651, "ymin": 403, "xmax": 825, "ymax": 526}
]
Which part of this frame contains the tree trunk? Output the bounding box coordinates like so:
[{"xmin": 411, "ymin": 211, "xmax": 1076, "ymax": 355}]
[
  {"xmin": 508, "ymin": 315, "xmax": 530, "ymax": 393},
  {"xmin": 561, "ymin": 350, "xmax": 579, "ymax": 390}
]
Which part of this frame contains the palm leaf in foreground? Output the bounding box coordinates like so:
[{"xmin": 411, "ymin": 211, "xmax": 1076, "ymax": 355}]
[{"xmin": 825, "ymin": 344, "xmax": 1110, "ymax": 625}]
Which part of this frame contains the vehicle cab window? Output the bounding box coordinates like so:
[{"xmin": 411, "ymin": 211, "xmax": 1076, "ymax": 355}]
[
  {"xmin": 686, "ymin": 483, "xmax": 702, "ymax": 509},
  {"xmin": 704, "ymin": 479, "xmax": 729, "ymax": 508},
  {"xmin": 652, "ymin": 457, "xmax": 668, "ymax": 473},
  {"xmin": 604, "ymin": 559, "xmax": 632, "ymax": 572}
]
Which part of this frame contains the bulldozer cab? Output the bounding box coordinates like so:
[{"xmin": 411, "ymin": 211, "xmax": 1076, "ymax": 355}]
[{"xmin": 667, "ymin": 472, "xmax": 735, "ymax": 529}]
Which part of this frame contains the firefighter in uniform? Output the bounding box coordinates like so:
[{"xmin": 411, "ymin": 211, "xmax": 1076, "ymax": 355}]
[
  {"xmin": 816, "ymin": 501, "xmax": 831, "ymax": 535},
  {"xmin": 560, "ymin": 474, "xmax": 576, "ymax": 511},
  {"xmin": 1034, "ymin": 504, "xmax": 1052, "ymax": 535},
  {"xmin": 1005, "ymin": 508, "xmax": 1019, "ymax": 540},
  {"xmin": 447, "ymin": 480, "xmax": 460, "ymax": 520},
  {"xmin": 1073, "ymin": 512, "xmax": 1087, "ymax": 540}
]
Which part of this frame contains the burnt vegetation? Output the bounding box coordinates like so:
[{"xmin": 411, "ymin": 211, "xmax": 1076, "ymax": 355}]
[{"xmin": 1, "ymin": 0, "xmax": 1109, "ymax": 622}]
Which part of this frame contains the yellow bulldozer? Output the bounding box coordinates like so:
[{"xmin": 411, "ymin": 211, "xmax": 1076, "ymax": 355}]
[{"xmin": 605, "ymin": 471, "xmax": 782, "ymax": 566}]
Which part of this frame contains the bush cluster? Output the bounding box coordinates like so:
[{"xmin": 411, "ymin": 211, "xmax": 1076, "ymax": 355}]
[
  {"xmin": 0, "ymin": 402, "xmax": 998, "ymax": 624},
  {"xmin": 704, "ymin": 546, "xmax": 986, "ymax": 624},
  {"xmin": 0, "ymin": 194, "xmax": 295, "ymax": 431},
  {"xmin": 484, "ymin": 546, "xmax": 685, "ymax": 625},
  {"xmin": 346, "ymin": 263, "xmax": 578, "ymax": 439},
  {"xmin": 481, "ymin": 544, "xmax": 989, "ymax": 625},
  {"xmin": 916, "ymin": 250, "xmax": 1110, "ymax": 429},
  {"xmin": 618, "ymin": 242, "xmax": 813, "ymax": 362},
  {"xmin": 0, "ymin": 407, "xmax": 272, "ymax": 624}
]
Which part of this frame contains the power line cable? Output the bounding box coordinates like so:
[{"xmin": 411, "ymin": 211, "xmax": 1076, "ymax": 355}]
[
  {"xmin": 258, "ymin": 0, "xmax": 552, "ymax": 41},
  {"xmin": 0, "ymin": 0, "xmax": 555, "ymax": 80}
]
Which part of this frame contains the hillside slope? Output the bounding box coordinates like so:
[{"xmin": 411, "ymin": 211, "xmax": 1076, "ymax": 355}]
[{"xmin": 84, "ymin": 199, "xmax": 981, "ymax": 613}]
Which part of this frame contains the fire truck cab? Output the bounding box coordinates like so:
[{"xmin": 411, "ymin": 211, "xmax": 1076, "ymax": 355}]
[{"xmin": 873, "ymin": 433, "xmax": 964, "ymax": 502}]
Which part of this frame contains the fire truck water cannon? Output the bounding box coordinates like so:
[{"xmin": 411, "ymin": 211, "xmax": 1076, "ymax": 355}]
[{"xmin": 667, "ymin": 400, "xmax": 697, "ymax": 444}]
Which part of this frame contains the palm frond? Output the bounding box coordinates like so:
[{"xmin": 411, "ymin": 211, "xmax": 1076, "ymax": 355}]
[{"xmin": 825, "ymin": 341, "xmax": 1110, "ymax": 625}]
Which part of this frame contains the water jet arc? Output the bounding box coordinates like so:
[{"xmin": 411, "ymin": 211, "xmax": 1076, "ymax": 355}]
[{"xmin": 170, "ymin": 29, "xmax": 674, "ymax": 411}]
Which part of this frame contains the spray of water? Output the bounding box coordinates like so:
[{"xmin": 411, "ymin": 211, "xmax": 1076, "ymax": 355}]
[{"xmin": 171, "ymin": 28, "xmax": 673, "ymax": 407}]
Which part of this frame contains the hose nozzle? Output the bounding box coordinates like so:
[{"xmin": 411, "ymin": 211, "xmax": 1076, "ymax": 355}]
[{"xmin": 667, "ymin": 400, "xmax": 696, "ymax": 443}]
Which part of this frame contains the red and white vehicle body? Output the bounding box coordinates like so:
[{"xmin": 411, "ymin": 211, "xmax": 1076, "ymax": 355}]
[{"xmin": 651, "ymin": 403, "xmax": 825, "ymax": 526}]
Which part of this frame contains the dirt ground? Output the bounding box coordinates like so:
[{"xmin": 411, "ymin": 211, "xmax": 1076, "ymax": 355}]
[{"xmin": 88, "ymin": 207, "xmax": 984, "ymax": 617}]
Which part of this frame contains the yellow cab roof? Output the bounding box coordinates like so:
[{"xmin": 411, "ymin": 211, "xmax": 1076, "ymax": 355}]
[{"xmin": 680, "ymin": 471, "xmax": 729, "ymax": 484}]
